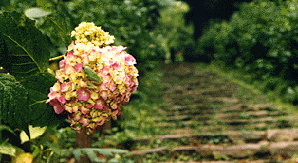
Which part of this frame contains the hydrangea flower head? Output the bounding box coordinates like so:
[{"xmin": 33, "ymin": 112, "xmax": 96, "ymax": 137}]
[
  {"xmin": 71, "ymin": 22, "xmax": 115, "ymax": 47},
  {"xmin": 47, "ymin": 23, "xmax": 138, "ymax": 134}
]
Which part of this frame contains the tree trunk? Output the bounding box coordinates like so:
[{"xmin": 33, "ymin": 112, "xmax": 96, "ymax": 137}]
[{"xmin": 75, "ymin": 128, "xmax": 92, "ymax": 163}]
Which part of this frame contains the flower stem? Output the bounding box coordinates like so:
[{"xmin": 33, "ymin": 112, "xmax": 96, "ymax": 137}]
[{"xmin": 49, "ymin": 55, "xmax": 64, "ymax": 61}]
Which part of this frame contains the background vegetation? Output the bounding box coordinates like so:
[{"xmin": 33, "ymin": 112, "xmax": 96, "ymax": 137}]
[
  {"xmin": 0, "ymin": 0, "xmax": 195, "ymax": 162},
  {"xmin": 196, "ymin": 0, "xmax": 298, "ymax": 105}
]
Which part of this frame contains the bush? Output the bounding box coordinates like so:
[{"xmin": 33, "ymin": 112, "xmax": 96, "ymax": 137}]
[
  {"xmin": 1, "ymin": 0, "xmax": 170, "ymax": 75},
  {"xmin": 197, "ymin": 0, "xmax": 298, "ymax": 104}
]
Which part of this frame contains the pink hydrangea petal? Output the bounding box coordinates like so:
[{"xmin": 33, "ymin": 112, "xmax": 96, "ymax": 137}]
[
  {"xmin": 111, "ymin": 110, "xmax": 119, "ymax": 120},
  {"xmin": 79, "ymin": 117, "xmax": 90, "ymax": 126},
  {"xmin": 108, "ymin": 82, "xmax": 116, "ymax": 92},
  {"xmin": 100, "ymin": 91, "xmax": 108, "ymax": 100},
  {"xmin": 93, "ymin": 116, "xmax": 104, "ymax": 123},
  {"xmin": 80, "ymin": 106, "xmax": 90, "ymax": 114},
  {"xmin": 94, "ymin": 99, "xmax": 104, "ymax": 109},
  {"xmin": 111, "ymin": 103, "xmax": 118, "ymax": 109},
  {"xmin": 99, "ymin": 82, "xmax": 107, "ymax": 91},
  {"xmin": 125, "ymin": 55, "xmax": 136, "ymax": 65},
  {"xmin": 75, "ymin": 63, "xmax": 83, "ymax": 72},
  {"xmin": 111, "ymin": 62, "xmax": 121, "ymax": 70},
  {"xmin": 60, "ymin": 82, "xmax": 72, "ymax": 92},
  {"xmin": 115, "ymin": 97, "xmax": 121, "ymax": 103},
  {"xmin": 66, "ymin": 51, "xmax": 75, "ymax": 57},
  {"xmin": 49, "ymin": 99, "xmax": 65, "ymax": 114},
  {"xmin": 64, "ymin": 64, "xmax": 76, "ymax": 74},
  {"xmin": 74, "ymin": 112, "xmax": 82, "ymax": 121},
  {"xmin": 47, "ymin": 91, "xmax": 60, "ymax": 101},
  {"xmin": 73, "ymin": 106, "xmax": 79, "ymax": 112},
  {"xmin": 58, "ymin": 95, "xmax": 66, "ymax": 104},
  {"xmin": 124, "ymin": 76, "xmax": 130, "ymax": 85},
  {"xmin": 59, "ymin": 60, "xmax": 65, "ymax": 69},
  {"xmin": 132, "ymin": 85, "xmax": 138, "ymax": 92},
  {"xmin": 54, "ymin": 105, "xmax": 64, "ymax": 114},
  {"xmin": 101, "ymin": 66, "xmax": 109, "ymax": 76},
  {"xmin": 124, "ymin": 96, "xmax": 130, "ymax": 103},
  {"xmin": 77, "ymin": 88, "xmax": 91, "ymax": 101}
]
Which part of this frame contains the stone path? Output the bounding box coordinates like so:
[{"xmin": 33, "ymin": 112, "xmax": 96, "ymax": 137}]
[{"xmin": 125, "ymin": 62, "xmax": 298, "ymax": 162}]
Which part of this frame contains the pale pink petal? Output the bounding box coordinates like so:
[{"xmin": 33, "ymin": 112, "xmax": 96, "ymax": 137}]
[
  {"xmin": 48, "ymin": 98, "xmax": 65, "ymax": 114},
  {"xmin": 111, "ymin": 62, "xmax": 121, "ymax": 70},
  {"xmin": 73, "ymin": 112, "xmax": 82, "ymax": 121},
  {"xmin": 94, "ymin": 99, "xmax": 104, "ymax": 109},
  {"xmin": 80, "ymin": 106, "xmax": 90, "ymax": 114},
  {"xmin": 59, "ymin": 60, "xmax": 65, "ymax": 69},
  {"xmin": 100, "ymin": 91, "xmax": 108, "ymax": 100},
  {"xmin": 54, "ymin": 105, "xmax": 65, "ymax": 114},
  {"xmin": 99, "ymin": 82, "xmax": 107, "ymax": 91},
  {"xmin": 60, "ymin": 82, "xmax": 72, "ymax": 92},
  {"xmin": 66, "ymin": 51, "xmax": 75, "ymax": 57},
  {"xmin": 108, "ymin": 82, "xmax": 116, "ymax": 92},
  {"xmin": 77, "ymin": 88, "xmax": 91, "ymax": 101},
  {"xmin": 124, "ymin": 55, "xmax": 136, "ymax": 65},
  {"xmin": 111, "ymin": 110, "xmax": 119, "ymax": 120},
  {"xmin": 64, "ymin": 64, "xmax": 76, "ymax": 74},
  {"xmin": 101, "ymin": 66, "xmax": 109, "ymax": 76},
  {"xmin": 111, "ymin": 102, "xmax": 118, "ymax": 109},
  {"xmin": 75, "ymin": 63, "xmax": 83, "ymax": 72},
  {"xmin": 79, "ymin": 117, "xmax": 90, "ymax": 126},
  {"xmin": 47, "ymin": 91, "xmax": 60, "ymax": 101},
  {"xmin": 124, "ymin": 96, "xmax": 130, "ymax": 103},
  {"xmin": 58, "ymin": 95, "xmax": 66, "ymax": 104}
]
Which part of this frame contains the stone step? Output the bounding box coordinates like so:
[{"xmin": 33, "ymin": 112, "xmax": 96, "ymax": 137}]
[
  {"xmin": 127, "ymin": 141, "xmax": 298, "ymax": 160},
  {"xmin": 155, "ymin": 116, "xmax": 297, "ymax": 129},
  {"xmin": 152, "ymin": 114, "xmax": 212, "ymax": 122},
  {"xmin": 124, "ymin": 131, "xmax": 266, "ymax": 148},
  {"xmin": 210, "ymin": 116, "xmax": 298, "ymax": 126},
  {"xmin": 159, "ymin": 161, "xmax": 272, "ymax": 163},
  {"xmin": 157, "ymin": 110, "xmax": 287, "ymax": 123},
  {"xmin": 160, "ymin": 109, "xmax": 216, "ymax": 116},
  {"xmin": 127, "ymin": 129, "xmax": 298, "ymax": 148},
  {"xmin": 221, "ymin": 104, "xmax": 284, "ymax": 113},
  {"xmin": 215, "ymin": 110, "xmax": 288, "ymax": 120}
]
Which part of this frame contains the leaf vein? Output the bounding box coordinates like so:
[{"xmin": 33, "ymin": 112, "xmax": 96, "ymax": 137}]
[{"xmin": 2, "ymin": 33, "xmax": 41, "ymax": 72}]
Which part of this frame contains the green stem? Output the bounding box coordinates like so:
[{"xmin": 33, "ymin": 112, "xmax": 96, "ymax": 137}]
[{"xmin": 49, "ymin": 55, "xmax": 64, "ymax": 61}]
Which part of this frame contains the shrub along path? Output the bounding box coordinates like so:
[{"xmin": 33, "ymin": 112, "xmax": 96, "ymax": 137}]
[{"xmin": 125, "ymin": 62, "xmax": 298, "ymax": 162}]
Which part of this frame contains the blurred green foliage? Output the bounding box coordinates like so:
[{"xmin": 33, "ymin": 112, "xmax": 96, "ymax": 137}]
[
  {"xmin": 0, "ymin": 0, "xmax": 175, "ymax": 75},
  {"xmin": 197, "ymin": 0, "xmax": 298, "ymax": 104},
  {"xmin": 156, "ymin": 1, "xmax": 194, "ymax": 62},
  {"xmin": 0, "ymin": 0, "xmax": 196, "ymax": 161}
]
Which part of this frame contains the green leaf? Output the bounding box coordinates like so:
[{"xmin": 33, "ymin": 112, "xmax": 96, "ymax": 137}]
[
  {"xmin": 0, "ymin": 11, "xmax": 50, "ymax": 80},
  {"xmin": 0, "ymin": 125, "xmax": 15, "ymax": 135},
  {"xmin": 0, "ymin": 74, "xmax": 29, "ymax": 132},
  {"xmin": 0, "ymin": 143, "xmax": 17, "ymax": 156},
  {"xmin": 37, "ymin": 13, "xmax": 72, "ymax": 53},
  {"xmin": 20, "ymin": 125, "xmax": 47, "ymax": 144},
  {"xmin": 46, "ymin": 13, "xmax": 72, "ymax": 46},
  {"xmin": 45, "ymin": 141, "xmax": 69, "ymax": 156},
  {"xmin": 25, "ymin": 7, "xmax": 52, "ymax": 19},
  {"xmin": 19, "ymin": 73, "xmax": 65, "ymax": 127}
]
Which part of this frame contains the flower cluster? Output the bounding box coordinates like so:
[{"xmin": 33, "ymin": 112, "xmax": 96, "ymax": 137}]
[
  {"xmin": 71, "ymin": 22, "xmax": 115, "ymax": 47},
  {"xmin": 47, "ymin": 23, "xmax": 138, "ymax": 134}
]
